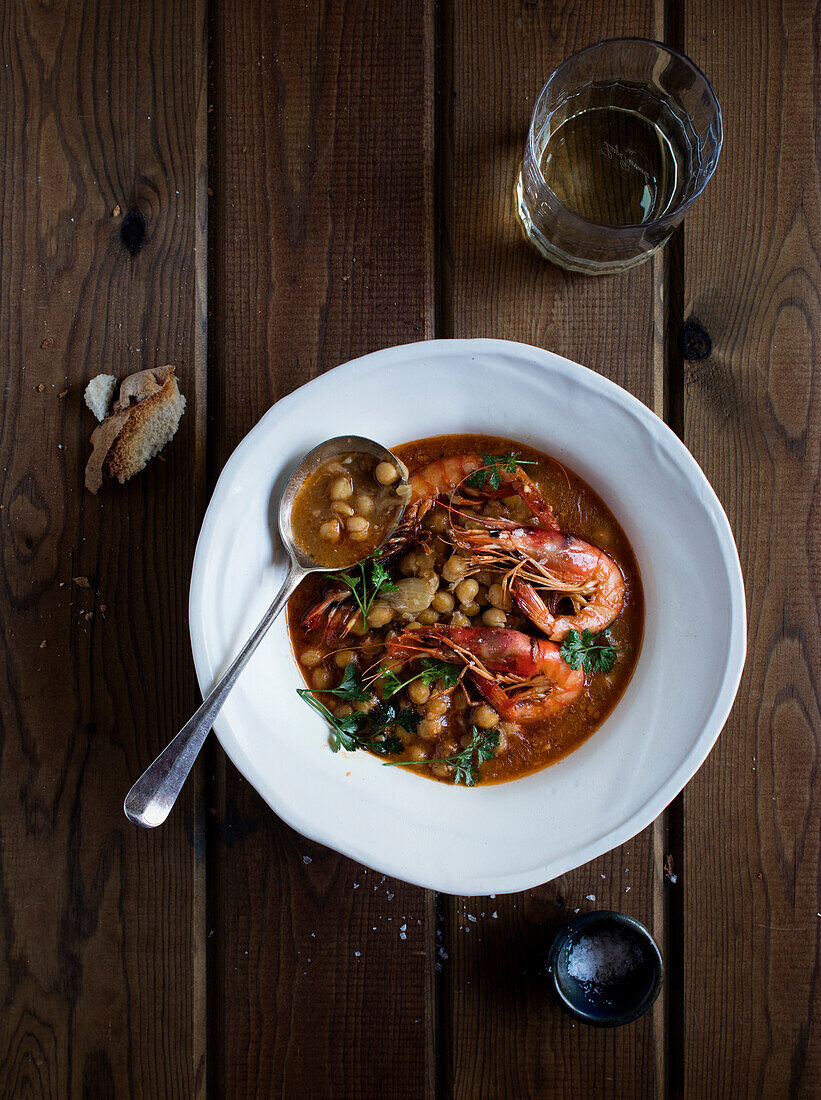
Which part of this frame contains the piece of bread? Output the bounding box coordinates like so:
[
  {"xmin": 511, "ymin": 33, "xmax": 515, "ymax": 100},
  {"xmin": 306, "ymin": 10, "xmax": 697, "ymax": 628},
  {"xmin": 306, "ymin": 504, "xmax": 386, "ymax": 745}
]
[
  {"xmin": 84, "ymin": 374, "xmax": 117, "ymax": 421},
  {"xmin": 85, "ymin": 366, "xmax": 186, "ymax": 493}
]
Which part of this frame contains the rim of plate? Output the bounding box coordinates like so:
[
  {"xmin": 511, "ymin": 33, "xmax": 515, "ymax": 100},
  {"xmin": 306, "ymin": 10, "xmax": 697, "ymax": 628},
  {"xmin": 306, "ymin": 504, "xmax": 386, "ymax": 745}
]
[{"xmin": 189, "ymin": 338, "xmax": 746, "ymax": 894}]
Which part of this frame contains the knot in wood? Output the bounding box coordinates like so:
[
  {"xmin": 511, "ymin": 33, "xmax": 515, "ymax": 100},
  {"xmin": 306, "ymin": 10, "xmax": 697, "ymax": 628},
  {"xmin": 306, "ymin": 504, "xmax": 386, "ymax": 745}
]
[{"xmin": 120, "ymin": 209, "xmax": 147, "ymax": 256}]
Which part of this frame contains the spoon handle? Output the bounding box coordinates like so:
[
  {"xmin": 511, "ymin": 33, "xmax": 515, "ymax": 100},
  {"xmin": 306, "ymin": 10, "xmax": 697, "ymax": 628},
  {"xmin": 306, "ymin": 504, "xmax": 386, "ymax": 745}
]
[{"xmin": 124, "ymin": 561, "xmax": 306, "ymax": 828}]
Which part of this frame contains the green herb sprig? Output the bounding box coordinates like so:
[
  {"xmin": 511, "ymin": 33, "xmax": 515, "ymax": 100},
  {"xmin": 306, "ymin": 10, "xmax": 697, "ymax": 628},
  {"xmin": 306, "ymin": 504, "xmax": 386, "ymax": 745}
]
[
  {"xmin": 559, "ymin": 628, "xmax": 623, "ymax": 674},
  {"xmin": 380, "ymin": 657, "xmax": 462, "ymax": 700},
  {"xmin": 297, "ymin": 668, "xmax": 417, "ymax": 755},
  {"xmin": 334, "ymin": 558, "xmax": 398, "ymax": 624},
  {"xmin": 385, "ymin": 725, "xmax": 500, "ymax": 786},
  {"xmin": 466, "ymin": 452, "xmax": 537, "ymax": 491}
]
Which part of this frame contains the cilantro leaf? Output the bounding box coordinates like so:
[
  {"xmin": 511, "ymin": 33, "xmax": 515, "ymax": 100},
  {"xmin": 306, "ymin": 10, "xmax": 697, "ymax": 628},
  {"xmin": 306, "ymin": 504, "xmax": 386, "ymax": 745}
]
[
  {"xmin": 559, "ymin": 628, "xmax": 622, "ymax": 674},
  {"xmin": 385, "ymin": 725, "xmax": 500, "ymax": 786},
  {"xmin": 465, "ymin": 452, "xmax": 537, "ymax": 490},
  {"xmin": 322, "ymin": 662, "xmax": 370, "ymax": 702},
  {"xmin": 334, "ymin": 558, "xmax": 398, "ymax": 625}
]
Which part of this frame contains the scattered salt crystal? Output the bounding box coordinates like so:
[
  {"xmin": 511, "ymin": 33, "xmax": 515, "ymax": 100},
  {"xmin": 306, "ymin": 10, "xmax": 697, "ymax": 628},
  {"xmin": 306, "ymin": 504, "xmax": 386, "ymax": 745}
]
[
  {"xmin": 600, "ymin": 873, "xmax": 606, "ymax": 879},
  {"xmin": 491, "ymin": 911, "xmax": 498, "ymax": 919},
  {"xmin": 586, "ymin": 894, "xmax": 596, "ymax": 901},
  {"xmin": 399, "ymin": 932, "xmax": 407, "ymax": 941},
  {"xmin": 625, "ymin": 886, "xmax": 631, "ymax": 892},
  {"xmin": 302, "ymin": 856, "xmax": 312, "ymax": 864},
  {"xmin": 400, "ymin": 924, "xmax": 407, "ymax": 932},
  {"xmin": 566, "ymin": 930, "xmax": 642, "ymax": 984},
  {"xmin": 353, "ymin": 883, "xmax": 359, "ymax": 889},
  {"xmin": 574, "ymin": 908, "xmax": 580, "ymax": 914},
  {"xmin": 311, "ymin": 932, "xmax": 315, "ymax": 938},
  {"xmin": 354, "ymin": 951, "xmax": 361, "ymax": 958},
  {"xmin": 387, "ymin": 892, "xmax": 394, "ymax": 901},
  {"xmin": 490, "ymin": 894, "xmax": 496, "ymax": 899},
  {"xmin": 467, "ymin": 914, "xmax": 477, "ymax": 923}
]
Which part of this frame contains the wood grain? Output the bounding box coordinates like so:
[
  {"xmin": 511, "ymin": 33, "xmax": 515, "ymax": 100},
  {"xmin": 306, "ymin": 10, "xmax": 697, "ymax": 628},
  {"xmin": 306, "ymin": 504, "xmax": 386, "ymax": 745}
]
[
  {"xmin": 680, "ymin": 2, "xmax": 821, "ymax": 1095},
  {"xmin": 208, "ymin": 1, "xmax": 436, "ymax": 1095},
  {"xmin": 438, "ymin": 2, "xmax": 669, "ymax": 1095},
  {"xmin": 0, "ymin": 0, "xmax": 207, "ymax": 1096}
]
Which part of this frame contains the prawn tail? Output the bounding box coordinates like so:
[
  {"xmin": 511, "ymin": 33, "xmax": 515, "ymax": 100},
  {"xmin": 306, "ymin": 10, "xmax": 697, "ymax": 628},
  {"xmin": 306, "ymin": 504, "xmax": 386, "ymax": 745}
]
[
  {"xmin": 509, "ymin": 468, "xmax": 562, "ymax": 531},
  {"xmin": 470, "ymin": 674, "xmax": 513, "ymax": 717},
  {"xmin": 512, "ymin": 579, "xmax": 556, "ymax": 635}
]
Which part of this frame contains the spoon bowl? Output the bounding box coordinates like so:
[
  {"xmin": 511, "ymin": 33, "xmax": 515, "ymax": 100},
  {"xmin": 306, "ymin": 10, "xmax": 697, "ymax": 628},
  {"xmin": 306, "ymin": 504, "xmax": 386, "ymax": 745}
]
[{"xmin": 123, "ymin": 434, "xmax": 408, "ymax": 828}]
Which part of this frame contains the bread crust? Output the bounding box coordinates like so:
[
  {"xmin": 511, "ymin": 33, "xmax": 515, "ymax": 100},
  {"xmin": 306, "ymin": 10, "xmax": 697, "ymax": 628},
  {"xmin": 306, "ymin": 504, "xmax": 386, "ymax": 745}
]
[{"xmin": 85, "ymin": 366, "xmax": 185, "ymax": 493}]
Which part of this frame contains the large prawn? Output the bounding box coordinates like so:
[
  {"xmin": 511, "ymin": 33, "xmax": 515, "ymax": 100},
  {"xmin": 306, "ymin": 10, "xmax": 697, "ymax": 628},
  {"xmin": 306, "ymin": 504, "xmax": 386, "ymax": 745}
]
[
  {"xmin": 388, "ymin": 625, "xmax": 584, "ymax": 722},
  {"xmin": 449, "ymin": 516, "xmax": 625, "ymax": 641}
]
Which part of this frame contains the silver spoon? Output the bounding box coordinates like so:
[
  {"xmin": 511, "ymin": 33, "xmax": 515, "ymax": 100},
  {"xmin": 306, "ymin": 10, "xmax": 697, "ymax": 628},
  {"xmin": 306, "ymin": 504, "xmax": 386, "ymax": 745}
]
[{"xmin": 124, "ymin": 435, "xmax": 408, "ymax": 828}]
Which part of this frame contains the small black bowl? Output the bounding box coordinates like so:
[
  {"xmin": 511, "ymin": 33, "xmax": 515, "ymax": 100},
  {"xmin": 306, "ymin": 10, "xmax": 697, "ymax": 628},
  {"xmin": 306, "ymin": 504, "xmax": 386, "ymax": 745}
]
[{"xmin": 546, "ymin": 910, "xmax": 663, "ymax": 1027}]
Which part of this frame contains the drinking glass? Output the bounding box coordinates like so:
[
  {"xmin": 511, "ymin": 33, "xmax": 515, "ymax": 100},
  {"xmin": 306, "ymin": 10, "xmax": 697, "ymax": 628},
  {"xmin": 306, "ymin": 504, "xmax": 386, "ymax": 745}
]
[{"xmin": 516, "ymin": 39, "xmax": 722, "ymax": 275}]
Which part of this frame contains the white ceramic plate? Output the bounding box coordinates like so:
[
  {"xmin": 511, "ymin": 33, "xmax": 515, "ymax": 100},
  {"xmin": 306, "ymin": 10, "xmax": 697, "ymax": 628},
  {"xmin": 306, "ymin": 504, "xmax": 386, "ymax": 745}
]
[{"xmin": 189, "ymin": 339, "xmax": 746, "ymax": 895}]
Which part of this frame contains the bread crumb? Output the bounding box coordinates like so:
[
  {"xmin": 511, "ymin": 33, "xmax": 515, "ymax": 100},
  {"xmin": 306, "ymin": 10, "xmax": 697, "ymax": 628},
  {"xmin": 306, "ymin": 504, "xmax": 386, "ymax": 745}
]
[
  {"xmin": 41, "ymin": 336, "xmax": 55, "ymax": 349},
  {"xmin": 73, "ymin": 576, "xmax": 92, "ymax": 589},
  {"xmin": 58, "ymin": 389, "xmax": 68, "ymax": 399},
  {"xmin": 40, "ymin": 640, "xmax": 47, "ymax": 649},
  {"xmin": 84, "ymin": 374, "xmax": 118, "ymax": 421},
  {"xmin": 112, "ymin": 204, "xmax": 121, "ymax": 217},
  {"xmin": 84, "ymin": 612, "xmax": 93, "ymax": 622},
  {"xmin": 37, "ymin": 383, "xmax": 44, "ymax": 392}
]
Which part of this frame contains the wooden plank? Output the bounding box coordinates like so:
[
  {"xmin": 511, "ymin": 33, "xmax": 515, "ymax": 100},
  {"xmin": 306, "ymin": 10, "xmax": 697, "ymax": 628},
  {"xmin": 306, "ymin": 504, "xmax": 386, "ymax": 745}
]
[
  {"xmin": 439, "ymin": 3, "xmax": 668, "ymax": 1096},
  {"xmin": 208, "ymin": 1, "xmax": 436, "ymax": 1095},
  {"xmin": 0, "ymin": 1, "xmax": 207, "ymax": 1096},
  {"xmin": 680, "ymin": 3, "xmax": 821, "ymax": 1094}
]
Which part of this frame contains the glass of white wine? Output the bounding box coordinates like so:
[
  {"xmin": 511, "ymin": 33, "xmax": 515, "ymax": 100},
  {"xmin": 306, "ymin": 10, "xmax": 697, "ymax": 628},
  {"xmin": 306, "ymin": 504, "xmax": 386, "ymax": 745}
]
[{"xmin": 516, "ymin": 39, "xmax": 722, "ymax": 275}]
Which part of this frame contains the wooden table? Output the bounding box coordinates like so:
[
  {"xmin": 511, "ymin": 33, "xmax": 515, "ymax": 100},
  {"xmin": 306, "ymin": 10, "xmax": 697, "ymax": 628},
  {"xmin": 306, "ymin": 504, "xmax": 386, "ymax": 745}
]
[{"xmin": 1, "ymin": 1, "xmax": 818, "ymax": 1095}]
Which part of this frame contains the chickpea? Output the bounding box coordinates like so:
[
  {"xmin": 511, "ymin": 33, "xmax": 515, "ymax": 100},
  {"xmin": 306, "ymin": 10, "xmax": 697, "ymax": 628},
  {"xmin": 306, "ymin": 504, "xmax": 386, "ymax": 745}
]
[
  {"xmin": 300, "ymin": 648, "xmax": 323, "ymax": 668},
  {"xmin": 404, "ymin": 742, "xmax": 428, "ymax": 761},
  {"xmin": 384, "ymin": 628, "xmax": 400, "ymax": 643},
  {"xmin": 354, "ymin": 492, "xmax": 374, "ymax": 515},
  {"xmin": 461, "ymin": 601, "xmax": 480, "ymax": 617},
  {"xmin": 400, "ymin": 551, "xmax": 417, "ymax": 575},
  {"xmin": 432, "ymin": 590, "xmax": 455, "ymax": 614},
  {"xmin": 335, "ymin": 703, "xmax": 353, "ymax": 718},
  {"xmin": 431, "ymin": 762, "xmax": 451, "ymax": 779},
  {"xmin": 426, "ymin": 695, "xmax": 449, "ymax": 719},
  {"xmin": 375, "ymin": 461, "xmax": 399, "ymax": 485},
  {"xmin": 474, "ymin": 570, "xmax": 493, "ymax": 586},
  {"xmin": 417, "ymin": 609, "xmax": 439, "ymax": 625},
  {"xmin": 319, "ymin": 519, "xmax": 341, "ymax": 542},
  {"xmin": 427, "ymin": 508, "xmax": 448, "ymax": 533},
  {"xmin": 455, "ymin": 578, "xmax": 479, "ymax": 605},
  {"xmin": 416, "ymin": 552, "xmax": 435, "ymax": 571},
  {"xmin": 407, "ymin": 680, "xmax": 431, "ymax": 705},
  {"xmin": 330, "ymin": 500, "xmax": 355, "ymax": 518},
  {"xmin": 496, "ymin": 728, "xmax": 509, "ymax": 754},
  {"xmin": 311, "ymin": 666, "xmax": 333, "ymax": 690},
  {"xmin": 367, "ymin": 600, "xmax": 394, "ymax": 628},
  {"xmin": 450, "ymin": 611, "xmax": 470, "ymax": 627},
  {"xmin": 442, "ymin": 554, "xmax": 470, "ymax": 583},
  {"xmin": 488, "ymin": 583, "xmax": 510, "ymax": 610},
  {"xmin": 330, "ymin": 475, "xmax": 353, "ymax": 500},
  {"xmin": 354, "ymin": 696, "xmax": 378, "ymax": 714},
  {"xmin": 473, "ymin": 704, "xmax": 499, "ymax": 729},
  {"xmin": 346, "ymin": 516, "xmax": 369, "ymax": 540},
  {"xmin": 404, "ymin": 620, "xmax": 423, "ymax": 631},
  {"xmin": 334, "ymin": 649, "xmax": 355, "ymax": 668},
  {"xmin": 418, "ymin": 717, "xmax": 443, "ymax": 741},
  {"xmin": 482, "ymin": 607, "xmax": 507, "ymax": 628}
]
